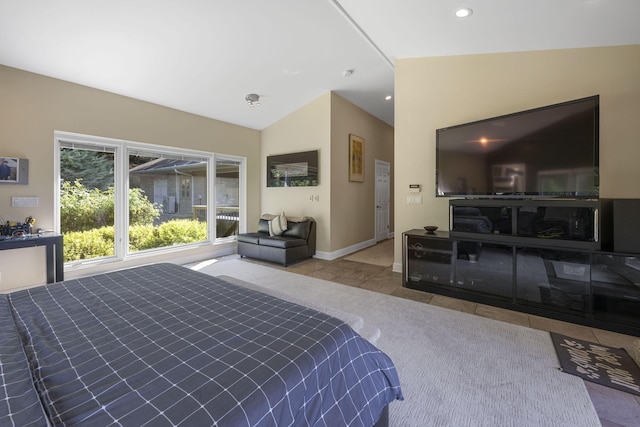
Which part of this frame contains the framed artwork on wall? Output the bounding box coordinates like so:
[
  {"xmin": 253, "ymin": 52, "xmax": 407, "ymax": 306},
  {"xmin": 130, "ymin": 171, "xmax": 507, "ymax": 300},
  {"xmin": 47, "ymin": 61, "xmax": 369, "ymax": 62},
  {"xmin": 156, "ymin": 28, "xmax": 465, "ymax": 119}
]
[
  {"xmin": 0, "ymin": 157, "xmax": 28, "ymax": 184},
  {"xmin": 267, "ymin": 150, "xmax": 318, "ymax": 187},
  {"xmin": 349, "ymin": 134, "xmax": 364, "ymax": 182}
]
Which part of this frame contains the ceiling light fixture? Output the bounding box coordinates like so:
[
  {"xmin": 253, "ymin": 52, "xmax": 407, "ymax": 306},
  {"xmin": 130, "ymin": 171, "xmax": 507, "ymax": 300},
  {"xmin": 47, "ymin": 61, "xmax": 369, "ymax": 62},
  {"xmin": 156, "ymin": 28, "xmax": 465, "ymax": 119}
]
[
  {"xmin": 385, "ymin": 95, "xmax": 392, "ymax": 101},
  {"xmin": 343, "ymin": 69, "xmax": 354, "ymax": 77},
  {"xmin": 245, "ymin": 93, "xmax": 260, "ymax": 108},
  {"xmin": 455, "ymin": 8, "xmax": 473, "ymax": 18}
]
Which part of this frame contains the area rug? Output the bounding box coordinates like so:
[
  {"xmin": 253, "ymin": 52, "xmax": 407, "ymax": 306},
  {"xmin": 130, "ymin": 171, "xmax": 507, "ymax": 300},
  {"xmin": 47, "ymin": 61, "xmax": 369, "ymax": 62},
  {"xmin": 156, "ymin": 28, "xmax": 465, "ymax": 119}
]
[
  {"xmin": 551, "ymin": 332, "xmax": 640, "ymax": 396},
  {"xmin": 216, "ymin": 274, "xmax": 381, "ymax": 345},
  {"xmin": 343, "ymin": 238, "xmax": 394, "ymax": 266},
  {"xmin": 190, "ymin": 257, "xmax": 601, "ymax": 426}
]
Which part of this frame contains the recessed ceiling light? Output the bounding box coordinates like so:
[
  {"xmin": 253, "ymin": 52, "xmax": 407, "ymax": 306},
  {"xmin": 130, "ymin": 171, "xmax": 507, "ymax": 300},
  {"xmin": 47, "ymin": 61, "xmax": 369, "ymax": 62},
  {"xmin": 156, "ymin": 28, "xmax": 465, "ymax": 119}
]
[
  {"xmin": 343, "ymin": 69, "xmax": 355, "ymax": 77},
  {"xmin": 455, "ymin": 8, "xmax": 473, "ymax": 18}
]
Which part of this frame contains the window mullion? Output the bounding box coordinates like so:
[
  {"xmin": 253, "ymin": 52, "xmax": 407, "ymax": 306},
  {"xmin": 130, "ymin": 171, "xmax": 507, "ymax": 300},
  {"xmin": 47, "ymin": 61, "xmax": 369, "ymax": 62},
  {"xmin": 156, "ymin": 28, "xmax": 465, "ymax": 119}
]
[
  {"xmin": 209, "ymin": 156, "xmax": 216, "ymax": 240},
  {"xmin": 239, "ymin": 159, "xmax": 246, "ymax": 234},
  {"xmin": 115, "ymin": 146, "xmax": 128, "ymax": 259}
]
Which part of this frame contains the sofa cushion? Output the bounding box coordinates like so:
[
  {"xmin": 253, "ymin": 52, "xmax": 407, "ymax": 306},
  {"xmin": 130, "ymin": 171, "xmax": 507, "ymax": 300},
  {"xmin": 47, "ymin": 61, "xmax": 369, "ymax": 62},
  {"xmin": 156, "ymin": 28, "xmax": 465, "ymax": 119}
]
[
  {"xmin": 257, "ymin": 219, "xmax": 270, "ymax": 234},
  {"xmin": 283, "ymin": 220, "xmax": 311, "ymax": 239},
  {"xmin": 268, "ymin": 212, "xmax": 288, "ymax": 236},
  {"xmin": 237, "ymin": 232, "xmax": 264, "ymax": 244},
  {"xmin": 258, "ymin": 236, "xmax": 307, "ymax": 249}
]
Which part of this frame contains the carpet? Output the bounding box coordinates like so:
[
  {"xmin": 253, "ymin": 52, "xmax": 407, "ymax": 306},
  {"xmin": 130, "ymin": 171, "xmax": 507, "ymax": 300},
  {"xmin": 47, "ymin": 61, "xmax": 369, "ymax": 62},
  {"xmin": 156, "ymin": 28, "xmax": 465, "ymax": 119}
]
[
  {"xmin": 191, "ymin": 257, "xmax": 601, "ymax": 426},
  {"xmin": 551, "ymin": 332, "xmax": 640, "ymax": 396},
  {"xmin": 344, "ymin": 238, "xmax": 394, "ymax": 266},
  {"xmin": 217, "ymin": 275, "xmax": 381, "ymax": 345}
]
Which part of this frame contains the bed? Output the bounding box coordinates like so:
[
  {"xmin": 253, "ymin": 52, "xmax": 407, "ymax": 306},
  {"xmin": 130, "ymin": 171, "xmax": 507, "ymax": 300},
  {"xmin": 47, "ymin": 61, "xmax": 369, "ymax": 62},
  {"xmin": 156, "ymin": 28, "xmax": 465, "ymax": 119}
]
[{"xmin": 0, "ymin": 263, "xmax": 402, "ymax": 426}]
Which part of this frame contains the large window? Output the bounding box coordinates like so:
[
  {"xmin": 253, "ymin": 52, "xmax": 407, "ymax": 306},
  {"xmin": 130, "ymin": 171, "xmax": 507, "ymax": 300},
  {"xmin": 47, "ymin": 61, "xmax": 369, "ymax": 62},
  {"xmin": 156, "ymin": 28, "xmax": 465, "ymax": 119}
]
[{"xmin": 55, "ymin": 132, "xmax": 245, "ymax": 265}]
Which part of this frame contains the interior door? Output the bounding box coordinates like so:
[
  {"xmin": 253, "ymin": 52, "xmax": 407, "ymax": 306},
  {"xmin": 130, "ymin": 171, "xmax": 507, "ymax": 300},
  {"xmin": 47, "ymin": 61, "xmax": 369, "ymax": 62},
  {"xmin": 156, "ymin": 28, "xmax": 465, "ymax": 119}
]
[{"xmin": 375, "ymin": 159, "xmax": 390, "ymax": 241}]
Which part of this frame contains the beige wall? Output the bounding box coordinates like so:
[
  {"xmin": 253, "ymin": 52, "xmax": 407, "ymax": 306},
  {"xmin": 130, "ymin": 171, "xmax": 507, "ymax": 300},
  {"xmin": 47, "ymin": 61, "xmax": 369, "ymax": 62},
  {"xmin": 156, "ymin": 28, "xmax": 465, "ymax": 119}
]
[
  {"xmin": 0, "ymin": 65, "xmax": 261, "ymax": 289},
  {"xmin": 394, "ymin": 44, "xmax": 640, "ymax": 269},
  {"xmin": 261, "ymin": 93, "xmax": 332, "ymax": 252},
  {"xmin": 262, "ymin": 92, "xmax": 394, "ymax": 257},
  {"xmin": 330, "ymin": 93, "xmax": 394, "ymax": 252}
]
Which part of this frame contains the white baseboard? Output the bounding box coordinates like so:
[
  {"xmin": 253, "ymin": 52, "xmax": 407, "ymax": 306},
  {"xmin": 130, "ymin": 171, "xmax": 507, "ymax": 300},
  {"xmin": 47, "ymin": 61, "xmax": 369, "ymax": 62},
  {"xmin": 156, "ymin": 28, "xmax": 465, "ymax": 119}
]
[
  {"xmin": 314, "ymin": 233, "xmax": 396, "ymax": 262},
  {"xmin": 314, "ymin": 238, "xmax": 378, "ymax": 261},
  {"xmin": 392, "ymin": 262, "xmax": 403, "ymax": 273}
]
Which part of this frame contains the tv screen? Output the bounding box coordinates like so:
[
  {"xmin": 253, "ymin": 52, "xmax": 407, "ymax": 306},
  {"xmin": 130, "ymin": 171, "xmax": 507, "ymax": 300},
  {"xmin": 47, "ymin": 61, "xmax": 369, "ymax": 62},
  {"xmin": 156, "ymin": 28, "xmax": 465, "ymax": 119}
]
[{"xmin": 436, "ymin": 96, "xmax": 599, "ymax": 198}]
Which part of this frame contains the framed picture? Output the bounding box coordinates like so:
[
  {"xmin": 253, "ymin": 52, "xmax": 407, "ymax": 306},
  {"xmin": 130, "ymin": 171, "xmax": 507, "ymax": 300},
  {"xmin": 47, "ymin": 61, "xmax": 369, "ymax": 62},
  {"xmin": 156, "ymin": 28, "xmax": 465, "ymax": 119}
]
[
  {"xmin": 0, "ymin": 157, "xmax": 19, "ymax": 183},
  {"xmin": 349, "ymin": 134, "xmax": 364, "ymax": 182},
  {"xmin": 267, "ymin": 150, "xmax": 318, "ymax": 187}
]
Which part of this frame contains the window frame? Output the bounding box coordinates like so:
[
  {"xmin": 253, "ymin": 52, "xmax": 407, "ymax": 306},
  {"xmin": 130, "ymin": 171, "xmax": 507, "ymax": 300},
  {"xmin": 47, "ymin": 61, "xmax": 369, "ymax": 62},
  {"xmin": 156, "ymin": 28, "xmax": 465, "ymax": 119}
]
[{"xmin": 54, "ymin": 130, "xmax": 245, "ymax": 267}]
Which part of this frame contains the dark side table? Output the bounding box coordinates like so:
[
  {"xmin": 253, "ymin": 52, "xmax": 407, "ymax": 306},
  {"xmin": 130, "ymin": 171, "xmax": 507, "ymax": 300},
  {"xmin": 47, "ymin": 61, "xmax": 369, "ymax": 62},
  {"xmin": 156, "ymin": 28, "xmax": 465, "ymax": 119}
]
[{"xmin": 0, "ymin": 234, "xmax": 64, "ymax": 284}]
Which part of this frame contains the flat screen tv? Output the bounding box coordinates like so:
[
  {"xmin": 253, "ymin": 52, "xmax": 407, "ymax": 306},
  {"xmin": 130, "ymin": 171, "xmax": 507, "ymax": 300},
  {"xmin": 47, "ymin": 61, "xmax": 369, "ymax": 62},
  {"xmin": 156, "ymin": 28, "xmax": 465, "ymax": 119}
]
[{"xmin": 436, "ymin": 95, "xmax": 599, "ymax": 198}]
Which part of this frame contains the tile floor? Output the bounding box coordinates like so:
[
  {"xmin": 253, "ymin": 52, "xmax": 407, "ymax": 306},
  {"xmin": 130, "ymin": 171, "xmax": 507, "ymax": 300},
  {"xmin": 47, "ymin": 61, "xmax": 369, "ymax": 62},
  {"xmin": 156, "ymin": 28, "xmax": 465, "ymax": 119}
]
[{"xmin": 238, "ymin": 241, "xmax": 640, "ymax": 426}]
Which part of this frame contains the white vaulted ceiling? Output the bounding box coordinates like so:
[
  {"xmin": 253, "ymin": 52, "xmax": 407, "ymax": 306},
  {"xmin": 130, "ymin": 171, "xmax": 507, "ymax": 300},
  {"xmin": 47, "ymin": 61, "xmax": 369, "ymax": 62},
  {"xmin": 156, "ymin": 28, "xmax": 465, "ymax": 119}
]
[{"xmin": 1, "ymin": 0, "xmax": 638, "ymax": 130}]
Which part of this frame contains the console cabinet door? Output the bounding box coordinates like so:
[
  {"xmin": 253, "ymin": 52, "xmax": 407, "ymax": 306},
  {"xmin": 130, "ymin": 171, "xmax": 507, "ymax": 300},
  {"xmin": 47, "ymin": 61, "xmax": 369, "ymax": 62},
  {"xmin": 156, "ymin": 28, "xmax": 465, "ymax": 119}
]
[
  {"xmin": 516, "ymin": 247, "xmax": 591, "ymax": 315},
  {"xmin": 405, "ymin": 236, "xmax": 454, "ymax": 287},
  {"xmin": 515, "ymin": 205, "xmax": 596, "ymax": 243},
  {"xmin": 454, "ymin": 241, "xmax": 513, "ymax": 301},
  {"xmin": 449, "ymin": 199, "xmax": 604, "ymax": 251},
  {"xmin": 591, "ymin": 253, "xmax": 640, "ymax": 327}
]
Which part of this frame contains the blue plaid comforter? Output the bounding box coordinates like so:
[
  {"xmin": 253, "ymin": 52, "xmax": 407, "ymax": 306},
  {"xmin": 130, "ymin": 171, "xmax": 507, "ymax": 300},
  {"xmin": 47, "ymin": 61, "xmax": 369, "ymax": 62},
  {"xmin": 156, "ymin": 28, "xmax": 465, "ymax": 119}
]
[{"xmin": 1, "ymin": 263, "xmax": 402, "ymax": 426}]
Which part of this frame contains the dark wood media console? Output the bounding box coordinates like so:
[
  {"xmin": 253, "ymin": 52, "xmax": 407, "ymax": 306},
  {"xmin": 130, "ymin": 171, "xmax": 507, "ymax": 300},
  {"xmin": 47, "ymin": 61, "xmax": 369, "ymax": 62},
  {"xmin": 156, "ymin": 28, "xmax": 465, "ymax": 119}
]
[{"xmin": 403, "ymin": 199, "xmax": 640, "ymax": 337}]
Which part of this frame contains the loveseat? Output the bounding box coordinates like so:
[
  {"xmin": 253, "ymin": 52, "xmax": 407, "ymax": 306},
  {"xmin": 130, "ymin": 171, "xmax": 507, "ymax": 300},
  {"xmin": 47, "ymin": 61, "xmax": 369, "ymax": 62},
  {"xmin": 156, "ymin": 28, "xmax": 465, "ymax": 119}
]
[{"xmin": 237, "ymin": 214, "xmax": 316, "ymax": 266}]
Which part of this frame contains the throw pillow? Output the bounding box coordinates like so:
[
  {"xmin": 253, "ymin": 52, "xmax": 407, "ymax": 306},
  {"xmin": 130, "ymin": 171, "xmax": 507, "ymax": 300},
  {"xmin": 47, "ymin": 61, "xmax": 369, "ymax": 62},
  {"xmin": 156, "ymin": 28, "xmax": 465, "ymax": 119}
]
[{"xmin": 268, "ymin": 212, "xmax": 288, "ymax": 236}]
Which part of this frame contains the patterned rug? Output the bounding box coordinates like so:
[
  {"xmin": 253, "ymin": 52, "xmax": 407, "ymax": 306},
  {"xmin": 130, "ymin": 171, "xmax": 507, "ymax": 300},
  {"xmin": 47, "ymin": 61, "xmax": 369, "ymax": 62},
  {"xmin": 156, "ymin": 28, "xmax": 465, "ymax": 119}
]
[{"xmin": 551, "ymin": 332, "xmax": 640, "ymax": 396}]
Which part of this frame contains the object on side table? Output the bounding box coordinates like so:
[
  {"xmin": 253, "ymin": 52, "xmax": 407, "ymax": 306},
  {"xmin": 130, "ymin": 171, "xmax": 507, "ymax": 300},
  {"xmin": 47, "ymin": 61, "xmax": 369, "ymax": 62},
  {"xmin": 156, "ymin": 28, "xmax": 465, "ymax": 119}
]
[
  {"xmin": 424, "ymin": 226, "xmax": 438, "ymax": 234},
  {"xmin": 2, "ymin": 216, "xmax": 35, "ymax": 237}
]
